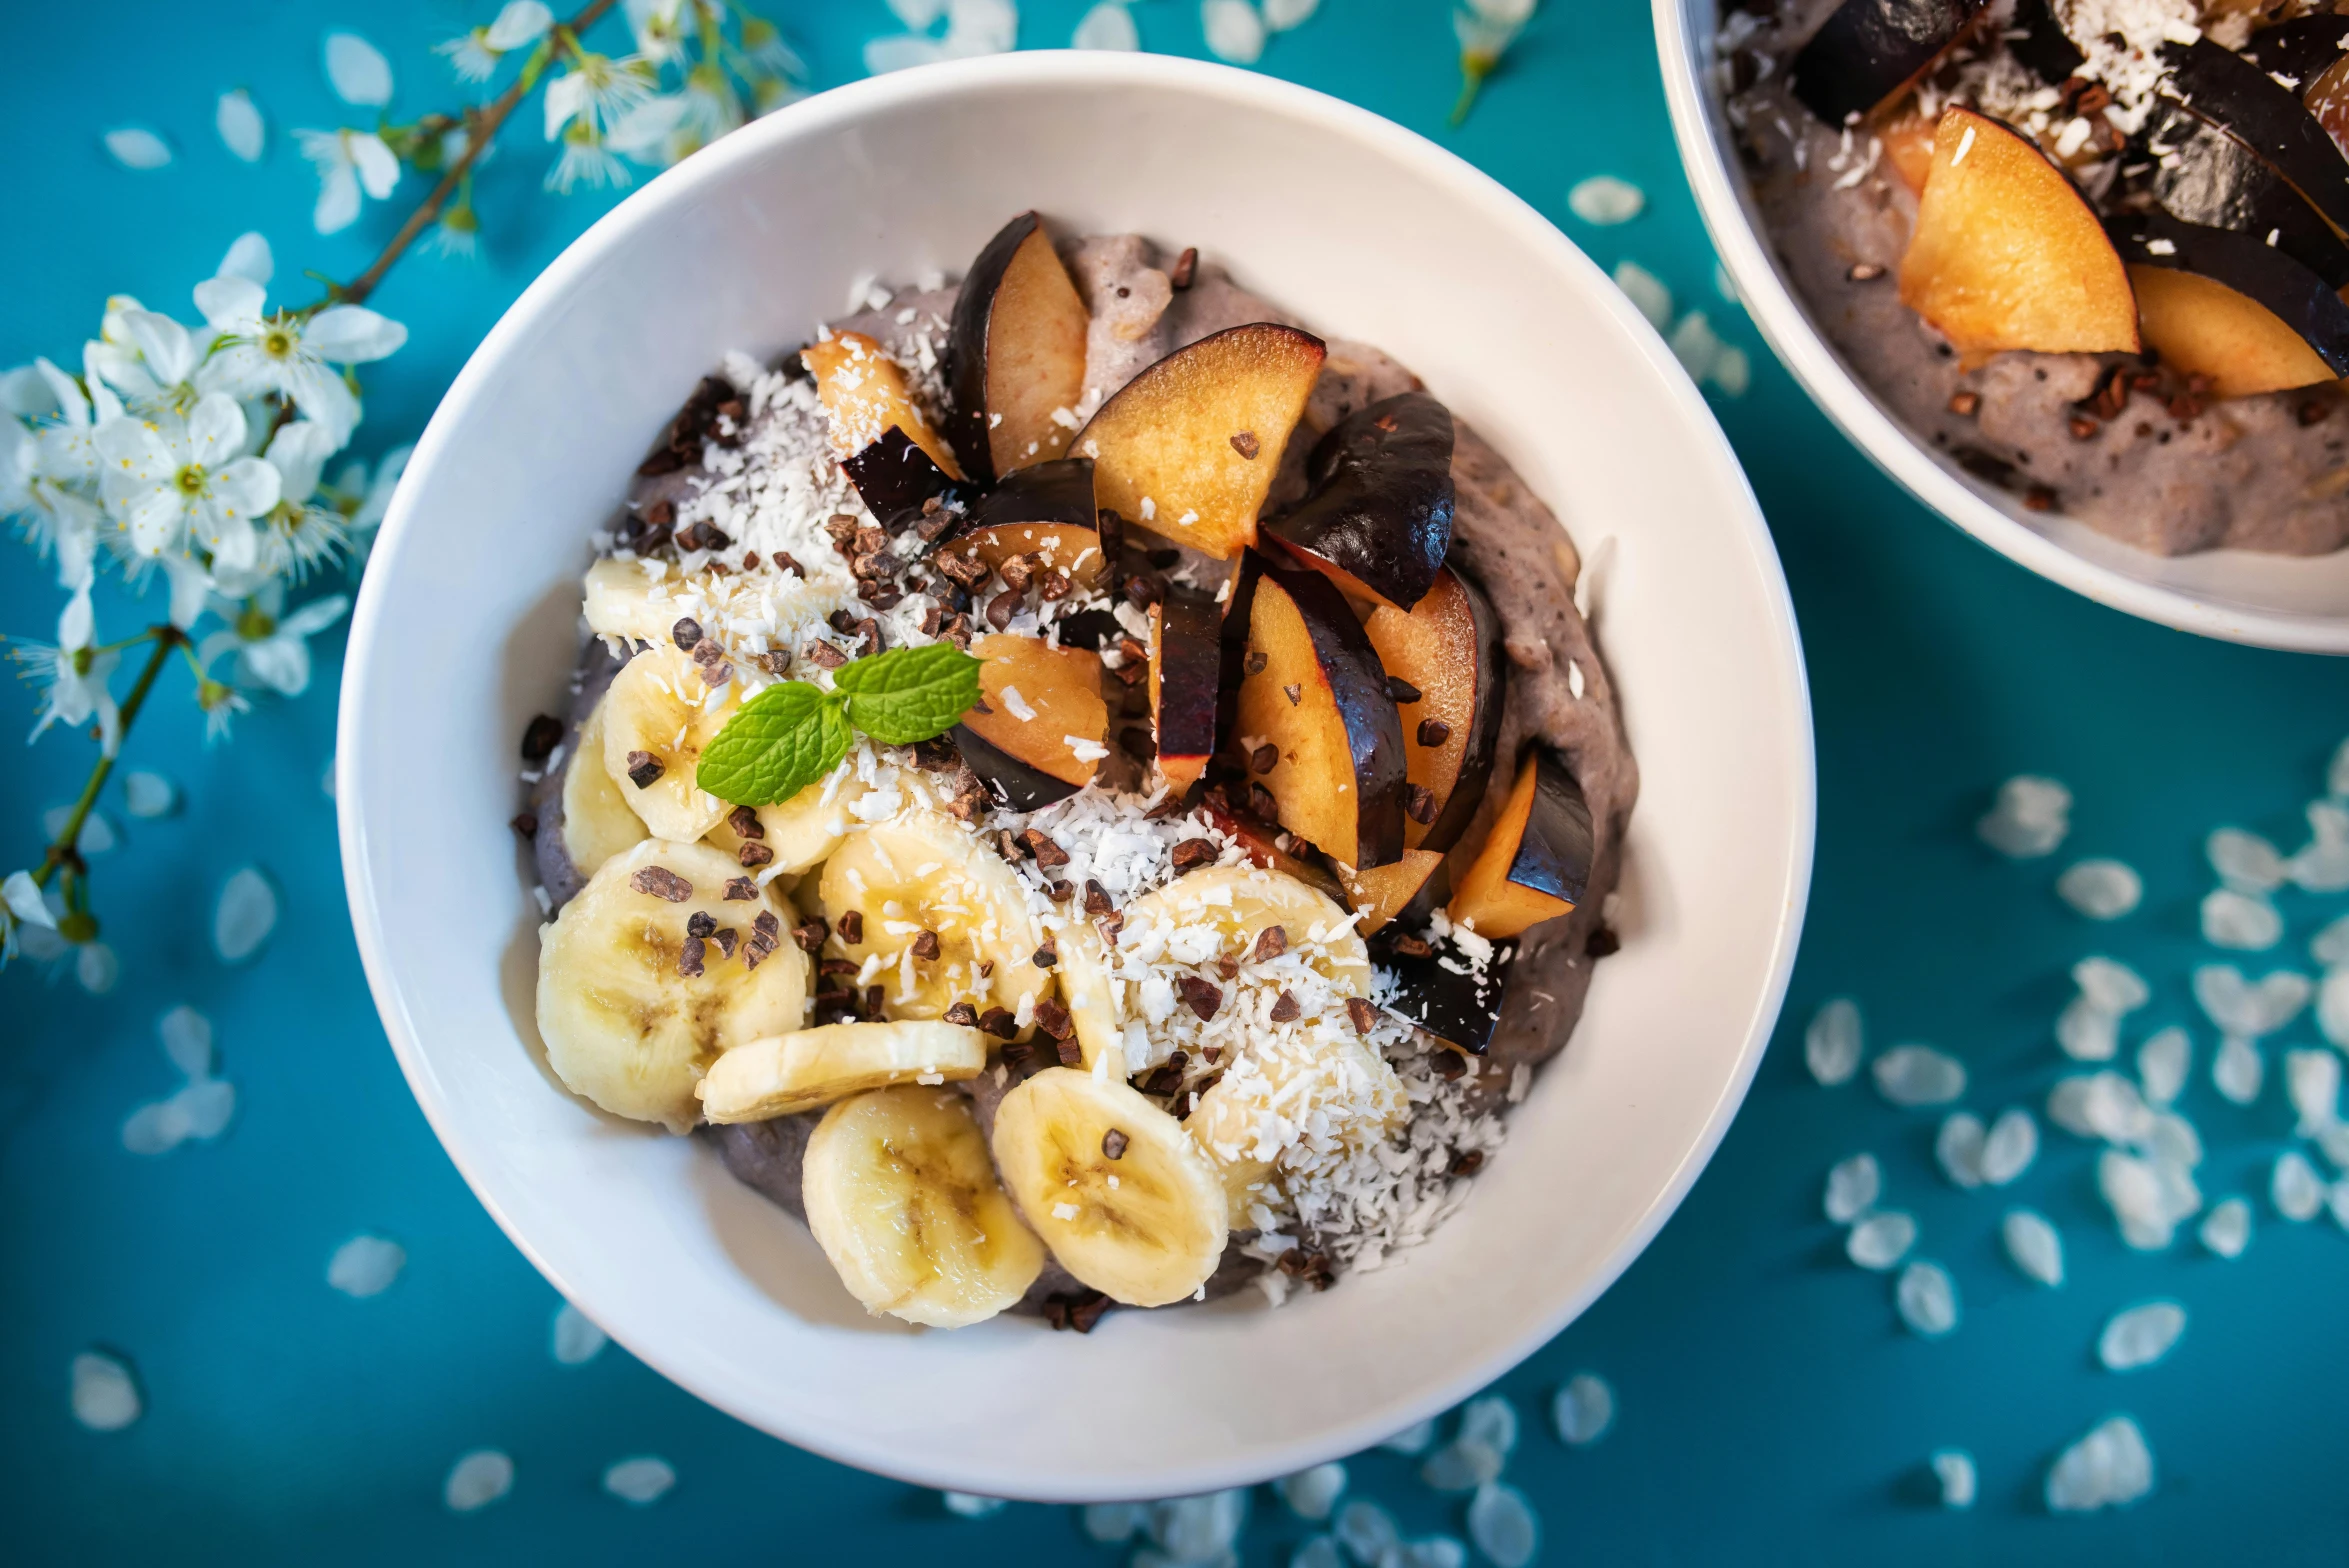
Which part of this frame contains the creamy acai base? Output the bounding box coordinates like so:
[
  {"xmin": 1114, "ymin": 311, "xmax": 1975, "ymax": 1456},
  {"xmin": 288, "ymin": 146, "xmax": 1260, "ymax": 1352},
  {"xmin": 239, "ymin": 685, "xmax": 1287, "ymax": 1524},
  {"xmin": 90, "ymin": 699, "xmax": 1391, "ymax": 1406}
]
[
  {"xmin": 1722, "ymin": 0, "xmax": 2349, "ymax": 555},
  {"xmin": 515, "ymin": 213, "xmax": 1635, "ymax": 1331}
]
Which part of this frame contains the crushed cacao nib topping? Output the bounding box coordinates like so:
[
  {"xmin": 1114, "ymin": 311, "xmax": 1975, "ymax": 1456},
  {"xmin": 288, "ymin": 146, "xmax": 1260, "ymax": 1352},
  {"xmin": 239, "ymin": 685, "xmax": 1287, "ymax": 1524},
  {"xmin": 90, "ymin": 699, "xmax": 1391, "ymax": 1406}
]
[
  {"xmin": 520, "ymin": 714, "xmax": 563, "ymax": 763},
  {"xmin": 625, "ymin": 751, "xmax": 665, "ymax": 789},
  {"xmin": 677, "ymin": 935, "xmax": 707, "ymax": 977},
  {"xmin": 630, "ymin": 865, "xmax": 692, "ymax": 901}
]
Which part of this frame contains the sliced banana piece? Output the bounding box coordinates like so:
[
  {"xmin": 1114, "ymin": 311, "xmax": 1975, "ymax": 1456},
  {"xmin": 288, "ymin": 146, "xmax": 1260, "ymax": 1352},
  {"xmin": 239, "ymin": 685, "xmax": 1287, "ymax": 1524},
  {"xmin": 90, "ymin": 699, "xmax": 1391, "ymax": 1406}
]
[
  {"xmin": 803, "ymin": 1086, "xmax": 1044, "ymax": 1328},
  {"xmin": 1189, "ymin": 1032, "xmax": 1409, "ymax": 1211},
  {"xmin": 1121, "ymin": 863, "xmax": 1371, "ymax": 995},
  {"xmin": 698, "ymin": 1020, "xmax": 987, "ymax": 1122},
  {"xmin": 584, "ymin": 557, "xmax": 689, "ymax": 644},
  {"xmin": 819, "ymin": 810, "xmax": 1051, "ymax": 1027},
  {"xmin": 706, "ymin": 767, "xmax": 869, "ymax": 875},
  {"xmin": 991, "ymin": 1067, "xmax": 1228, "ymax": 1307},
  {"xmin": 561, "ymin": 695, "xmax": 649, "ymax": 881},
  {"xmin": 536, "ymin": 838, "xmax": 810, "ymax": 1132},
  {"xmin": 602, "ymin": 644, "xmax": 740, "ymax": 841}
]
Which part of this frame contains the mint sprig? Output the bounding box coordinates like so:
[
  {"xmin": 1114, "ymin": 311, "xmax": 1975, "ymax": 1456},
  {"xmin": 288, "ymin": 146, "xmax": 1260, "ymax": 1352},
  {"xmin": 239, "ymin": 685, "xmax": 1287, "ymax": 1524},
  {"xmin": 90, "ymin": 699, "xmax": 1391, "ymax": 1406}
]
[{"xmin": 695, "ymin": 642, "xmax": 985, "ymax": 805}]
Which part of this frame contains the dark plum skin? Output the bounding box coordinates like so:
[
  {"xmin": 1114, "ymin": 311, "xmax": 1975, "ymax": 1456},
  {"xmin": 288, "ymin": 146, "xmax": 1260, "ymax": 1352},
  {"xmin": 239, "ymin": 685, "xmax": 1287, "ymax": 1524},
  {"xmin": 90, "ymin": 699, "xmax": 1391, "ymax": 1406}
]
[
  {"xmin": 1509, "ymin": 748, "xmax": 1597, "ymax": 908},
  {"xmin": 1254, "ymin": 551, "xmax": 1409, "ymax": 869},
  {"xmin": 1413, "ymin": 567, "xmax": 1508, "ymax": 856},
  {"xmin": 2107, "ymin": 211, "xmax": 2349, "ymax": 374},
  {"xmin": 944, "ymin": 211, "xmax": 1041, "ymax": 484},
  {"xmin": 1790, "ymin": 0, "xmax": 1987, "ymax": 124},
  {"xmin": 951, "ymin": 721, "xmax": 1081, "ymax": 810},
  {"xmin": 1263, "ymin": 392, "xmax": 1454, "ymax": 612},
  {"xmin": 1380, "ymin": 933, "xmax": 1518, "ymax": 1055},
  {"xmin": 2138, "ymin": 106, "xmax": 2349, "ymax": 289},
  {"xmin": 840, "ymin": 426, "xmax": 974, "ymax": 532},
  {"xmin": 959, "ymin": 457, "xmax": 1097, "ymax": 534},
  {"xmin": 2162, "ymin": 38, "xmax": 2349, "ymax": 239},
  {"xmin": 1154, "ymin": 582, "xmax": 1221, "ymax": 775}
]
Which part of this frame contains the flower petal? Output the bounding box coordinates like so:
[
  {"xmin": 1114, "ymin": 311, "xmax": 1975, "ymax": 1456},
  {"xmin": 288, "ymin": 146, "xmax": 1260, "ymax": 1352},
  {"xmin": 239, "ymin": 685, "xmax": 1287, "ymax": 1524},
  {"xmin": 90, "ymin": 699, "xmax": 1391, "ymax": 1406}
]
[
  {"xmin": 193, "ymin": 275, "xmax": 267, "ymax": 331},
  {"xmin": 314, "ymin": 163, "xmax": 361, "ymax": 235},
  {"xmin": 325, "ymin": 32, "xmax": 395, "ymax": 107},
  {"xmin": 304, "ymin": 306, "xmax": 407, "ymax": 364}
]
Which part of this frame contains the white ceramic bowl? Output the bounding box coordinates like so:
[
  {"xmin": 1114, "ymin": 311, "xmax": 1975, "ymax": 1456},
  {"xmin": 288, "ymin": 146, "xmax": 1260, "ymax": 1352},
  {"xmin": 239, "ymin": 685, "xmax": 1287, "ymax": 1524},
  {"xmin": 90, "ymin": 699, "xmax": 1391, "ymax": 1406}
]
[
  {"xmin": 338, "ymin": 51, "xmax": 1812, "ymax": 1500},
  {"xmin": 1656, "ymin": 0, "xmax": 2349, "ymax": 653}
]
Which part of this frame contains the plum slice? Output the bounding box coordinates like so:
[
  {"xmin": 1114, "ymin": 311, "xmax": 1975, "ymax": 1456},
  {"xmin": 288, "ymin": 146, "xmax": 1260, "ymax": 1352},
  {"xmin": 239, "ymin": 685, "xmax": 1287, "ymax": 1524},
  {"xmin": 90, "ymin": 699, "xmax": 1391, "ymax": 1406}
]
[
  {"xmin": 1262, "ymin": 392, "xmax": 1455, "ymax": 613},
  {"xmin": 1361, "ymin": 566, "xmax": 1506, "ymax": 855},
  {"xmin": 2108, "ymin": 213, "xmax": 2349, "ymax": 395},
  {"xmin": 1790, "ymin": 0, "xmax": 1988, "ymax": 126},
  {"xmin": 1073, "ymin": 324, "xmax": 1327, "ymax": 560},
  {"xmin": 946, "ymin": 212, "xmax": 1092, "ymax": 483},
  {"xmin": 957, "ymin": 632, "xmax": 1108, "ymax": 792},
  {"xmin": 1335, "ymin": 850, "xmax": 1449, "ymax": 938},
  {"xmin": 802, "ymin": 332, "xmax": 964, "ymax": 479},
  {"xmin": 1149, "ymin": 583, "xmax": 1221, "ymax": 793},
  {"xmin": 1447, "ymin": 747, "xmax": 1593, "ymax": 940},
  {"xmin": 1897, "ymin": 108, "xmax": 2139, "ymax": 364},
  {"xmin": 2162, "ymin": 38, "xmax": 2349, "ymax": 239},
  {"xmin": 1380, "ymin": 932, "xmax": 1518, "ymax": 1056},
  {"xmin": 1232, "ymin": 554, "xmax": 1406, "ymax": 870}
]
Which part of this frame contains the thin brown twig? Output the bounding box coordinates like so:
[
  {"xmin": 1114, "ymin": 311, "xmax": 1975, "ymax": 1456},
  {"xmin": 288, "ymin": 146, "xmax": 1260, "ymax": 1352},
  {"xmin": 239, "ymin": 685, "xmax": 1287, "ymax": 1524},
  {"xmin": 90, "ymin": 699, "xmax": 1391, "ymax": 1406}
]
[{"xmin": 333, "ymin": 0, "xmax": 622, "ymax": 308}]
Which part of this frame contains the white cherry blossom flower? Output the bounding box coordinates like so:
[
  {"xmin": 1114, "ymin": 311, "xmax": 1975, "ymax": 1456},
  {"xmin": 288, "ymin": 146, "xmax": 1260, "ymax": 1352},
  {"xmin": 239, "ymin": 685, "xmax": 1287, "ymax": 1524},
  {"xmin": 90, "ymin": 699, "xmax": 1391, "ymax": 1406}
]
[
  {"xmin": 297, "ymin": 129, "xmax": 400, "ymax": 236},
  {"xmin": 94, "ymin": 393, "xmax": 281, "ymax": 569},
  {"xmin": 199, "ymin": 581, "xmax": 349, "ymax": 697},
  {"xmin": 192, "ymin": 275, "xmax": 406, "ymax": 444}
]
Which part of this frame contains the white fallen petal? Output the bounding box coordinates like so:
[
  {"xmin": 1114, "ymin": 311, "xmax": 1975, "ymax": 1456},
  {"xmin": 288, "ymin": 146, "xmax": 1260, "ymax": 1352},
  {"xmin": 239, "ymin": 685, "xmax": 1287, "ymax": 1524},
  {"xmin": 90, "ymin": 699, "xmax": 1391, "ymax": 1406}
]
[
  {"xmin": 2273, "ymin": 1150, "xmax": 2325, "ymax": 1221},
  {"xmin": 71, "ymin": 1351, "xmax": 142, "ymax": 1430},
  {"xmin": 104, "ymin": 127, "xmax": 173, "ymax": 169},
  {"xmin": 213, "ymin": 866, "xmax": 278, "ymax": 963},
  {"xmin": 2046, "ymin": 1416, "xmax": 2153, "ymax": 1513},
  {"xmin": 2002, "ymin": 1209, "xmax": 2064, "ymax": 1286},
  {"xmin": 2207, "ymin": 826, "xmax": 2286, "ymax": 893},
  {"xmin": 1977, "ymin": 775, "xmax": 2070, "ymax": 858},
  {"xmin": 1848, "ymin": 1210, "xmax": 1918, "ymax": 1270},
  {"xmin": 2201, "ymin": 888, "xmax": 2282, "ymax": 951},
  {"xmin": 1824, "ymin": 1152, "xmax": 1880, "ymax": 1224},
  {"xmin": 2057, "ymin": 858, "xmax": 2142, "ymax": 919},
  {"xmin": 1935, "ymin": 1113, "xmax": 1985, "ymax": 1188},
  {"xmin": 603, "ymin": 1456, "xmax": 675, "ymax": 1505},
  {"xmin": 444, "ymin": 1449, "xmax": 514, "ymax": 1511},
  {"xmin": 552, "ymin": 1301, "xmax": 608, "ymax": 1365},
  {"xmin": 2098, "ymin": 1301, "xmax": 2186, "ymax": 1370},
  {"xmin": 2074, "ymin": 956, "xmax": 2150, "ymax": 1014},
  {"xmin": 2198, "ymin": 1196, "xmax": 2251, "ymax": 1258},
  {"xmin": 1568, "ymin": 175, "xmax": 1647, "ymax": 226},
  {"xmin": 1552, "ymin": 1372, "xmax": 1615, "ymax": 1445},
  {"xmin": 2137, "ymin": 1026, "xmax": 2190, "ymax": 1106},
  {"xmin": 123, "ymin": 770, "xmax": 178, "ymax": 818},
  {"xmin": 943, "ymin": 1492, "xmax": 1005, "ymax": 1518},
  {"xmin": 1981, "ymin": 1108, "xmax": 2038, "ymax": 1185},
  {"xmin": 157, "ymin": 1004, "xmax": 213, "ymax": 1078},
  {"xmin": 1277, "ymin": 1462, "xmax": 1346, "ymax": 1521},
  {"xmin": 327, "ymin": 1234, "xmax": 405, "ymax": 1296},
  {"xmin": 1805, "ymin": 997, "xmax": 1863, "ymax": 1085},
  {"xmin": 1465, "ymin": 1483, "xmax": 1539, "ymax": 1568},
  {"xmin": 1895, "ymin": 1260, "xmax": 1959, "ymax": 1336},
  {"xmin": 2213, "ymin": 1035, "xmax": 2263, "ymax": 1105},
  {"xmin": 1873, "ymin": 1044, "xmax": 1966, "ymax": 1107},
  {"xmin": 1931, "ymin": 1449, "xmax": 1977, "ymax": 1509}
]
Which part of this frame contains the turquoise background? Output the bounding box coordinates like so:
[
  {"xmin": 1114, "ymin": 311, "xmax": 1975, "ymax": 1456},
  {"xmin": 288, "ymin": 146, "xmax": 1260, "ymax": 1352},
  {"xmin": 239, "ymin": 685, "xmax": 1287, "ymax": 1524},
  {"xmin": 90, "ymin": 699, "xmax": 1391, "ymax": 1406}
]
[{"xmin": 7, "ymin": 1, "xmax": 2349, "ymax": 1562}]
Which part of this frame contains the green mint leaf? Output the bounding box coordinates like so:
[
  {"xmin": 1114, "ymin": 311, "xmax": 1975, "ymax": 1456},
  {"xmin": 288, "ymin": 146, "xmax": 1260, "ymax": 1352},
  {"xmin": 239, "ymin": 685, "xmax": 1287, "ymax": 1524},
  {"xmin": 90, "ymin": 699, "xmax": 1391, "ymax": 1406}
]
[
  {"xmin": 694, "ymin": 682, "xmax": 854, "ymax": 806},
  {"xmin": 832, "ymin": 642, "xmax": 986, "ymax": 746}
]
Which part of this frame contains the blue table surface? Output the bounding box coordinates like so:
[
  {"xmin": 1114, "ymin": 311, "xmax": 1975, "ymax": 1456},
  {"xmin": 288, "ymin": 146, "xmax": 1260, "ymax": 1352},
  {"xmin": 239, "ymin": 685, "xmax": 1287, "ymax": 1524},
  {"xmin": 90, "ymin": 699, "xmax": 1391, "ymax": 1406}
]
[{"xmin": 8, "ymin": 2, "xmax": 2349, "ymax": 1563}]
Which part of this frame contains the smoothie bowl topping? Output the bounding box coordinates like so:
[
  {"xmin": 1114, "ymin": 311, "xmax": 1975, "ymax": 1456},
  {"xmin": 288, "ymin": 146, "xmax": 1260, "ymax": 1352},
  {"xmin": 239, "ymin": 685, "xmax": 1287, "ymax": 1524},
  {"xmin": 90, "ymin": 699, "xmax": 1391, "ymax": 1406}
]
[
  {"xmin": 516, "ymin": 210, "xmax": 1636, "ymax": 1331},
  {"xmin": 1720, "ymin": 0, "xmax": 2349, "ymax": 555}
]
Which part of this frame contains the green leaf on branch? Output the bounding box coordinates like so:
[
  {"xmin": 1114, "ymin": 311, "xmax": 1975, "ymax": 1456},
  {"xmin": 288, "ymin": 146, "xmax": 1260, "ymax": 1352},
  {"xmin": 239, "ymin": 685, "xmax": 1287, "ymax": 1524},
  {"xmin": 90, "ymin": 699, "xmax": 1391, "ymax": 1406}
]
[{"xmin": 830, "ymin": 642, "xmax": 985, "ymax": 746}]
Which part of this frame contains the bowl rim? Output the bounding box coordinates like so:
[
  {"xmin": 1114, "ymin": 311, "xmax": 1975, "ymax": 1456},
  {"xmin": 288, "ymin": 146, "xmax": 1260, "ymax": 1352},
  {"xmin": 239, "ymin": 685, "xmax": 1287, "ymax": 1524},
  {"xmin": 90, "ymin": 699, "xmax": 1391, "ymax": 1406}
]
[
  {"xmin": 1652, "ymin": 0, "xmax": 2349, "ymax": 656},
  {"xmin": 339, "ymin": 47, "xmax": 1817, "ymax": 1493}
]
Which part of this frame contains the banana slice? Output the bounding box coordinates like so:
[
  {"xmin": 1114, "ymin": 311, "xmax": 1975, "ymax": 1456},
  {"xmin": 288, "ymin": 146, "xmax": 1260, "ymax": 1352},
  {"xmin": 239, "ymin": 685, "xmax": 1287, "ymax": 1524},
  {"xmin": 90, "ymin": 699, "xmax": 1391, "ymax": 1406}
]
[
  {"xmin": 698, "ymin": 1020, "xmax": 987, "ymax": 1122},
  {"xmin": 819, "ymin": 810, "xmax": 1051, "ymax": 1027},
  {"xmin": 706, "ymin": 767, "xmax": 870, "ymax": 875},
  {"xmin": 1121, "ymin": 863, "xmax": 1371, "ymax": 996},
  {"xmin": 1189, "ymin": 1032, "xmax": 1409, "ymax": 1211},
  {"xmin": 561, "ymin": 695, "xmax": 650, "ymax": 881},
  {"xmin": 602, "ymin": 644, "xmax": 741, "ymax": 841},
  {"xmin": 584, "ymin": 557, "xmax": 689, "ymax": 645},
  {"xmin": 802, "ymin": 1085, "xmax": 1044, "ymax": 1328},
  {"xmin": 536, "ymin": 838, "xmax": 811, "ymax": 1131},
  {"xmin": 1054, "ymin": 916, "xmax": 1125, "ymax": 1074},
  {"xmin": 990, "ymin": 1067, "xmax": 1229, "ymax": 1307}
]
